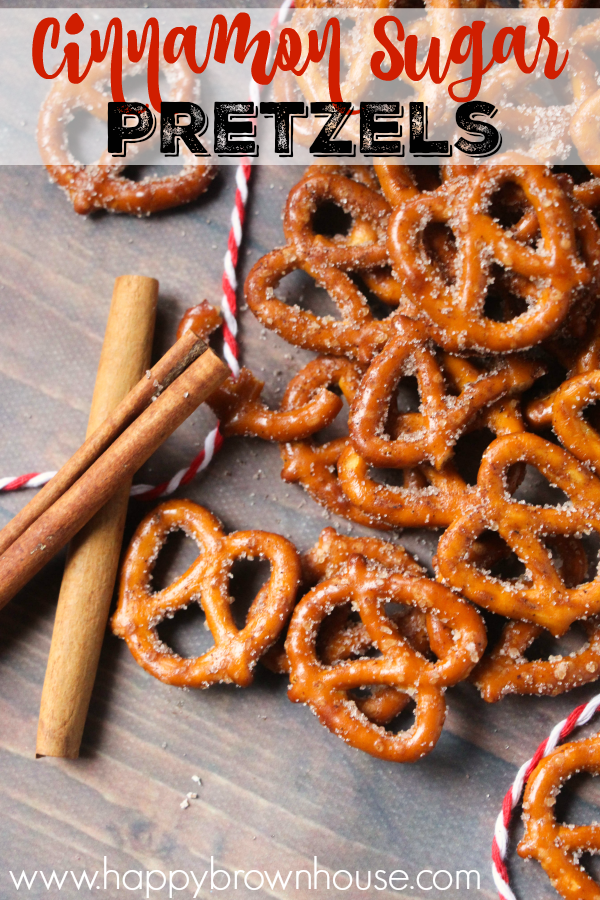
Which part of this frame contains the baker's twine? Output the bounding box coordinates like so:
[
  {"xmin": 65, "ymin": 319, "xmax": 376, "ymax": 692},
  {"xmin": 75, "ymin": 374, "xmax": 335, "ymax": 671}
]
[
  {"xmin": 492, "ymin": 690, "xmax": 600, "ymax": 899},
  {"xmin": 1, "ymin": 0, "xmax": 294, "ymax": 502}
]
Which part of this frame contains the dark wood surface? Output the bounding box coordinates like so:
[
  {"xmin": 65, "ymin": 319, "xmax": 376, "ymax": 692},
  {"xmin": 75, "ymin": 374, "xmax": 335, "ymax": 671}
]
[{"xmin": 1, "ymin": 24, "xmax": 600, "ymax": 898}]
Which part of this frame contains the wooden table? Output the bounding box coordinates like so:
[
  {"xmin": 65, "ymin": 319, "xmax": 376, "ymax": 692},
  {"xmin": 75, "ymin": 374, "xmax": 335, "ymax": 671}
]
[{"xmin": 1, "ymin": 20, "xmax": 600, "ymax": 899}]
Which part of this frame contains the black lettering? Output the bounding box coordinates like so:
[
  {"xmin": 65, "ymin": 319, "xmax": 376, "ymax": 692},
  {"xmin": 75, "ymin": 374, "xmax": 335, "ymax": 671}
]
[
  {"xmin": 409, "ymin": 101, "xmax": 450, "ymax": 157},
  {"xmin": 160, "ymin": 102, "xmax": 209, "ymax": 156},
  {"xmin": 360, "ymin": 102, "xmax": 403, "ymax": 156},
  {"xmin": 454, "ymin": 101, "xmax": 502, "ymax": 157},
  {"xmin": 259, "ymin": 101, "xmax": 306, "ymax": 156},
  {"xmin": 309, "ymin": 102, "xmax": 354, "ymax": 157},
  {"xmin": 214, "ymin": 101, "xmax": 258, "ymax": 156},
  {"xmin": 107, "ymin": 102, "xmax": 155, "ymax": 157}
]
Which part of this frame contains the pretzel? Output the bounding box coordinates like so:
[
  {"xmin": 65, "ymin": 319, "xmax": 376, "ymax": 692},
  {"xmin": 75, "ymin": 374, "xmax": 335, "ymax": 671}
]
[
  {"xmin": 263, "ymin": 526, "xmax": 428, "ymax": 679},
  {"xmin": 303, "ymin": 528, "xmax": 455, "ymax": 724},
  {"xmin": 245, "ymin": 165, "xmax": 408, "ymax": 363},
  {"xmin": 245, "ymin": 244, "xmax": 398, "ymax": 363},
  {"xmin": 337, "ymin": 356, "xmax": 531, "ymax": 529},
  {"xmin": 38, "ymin": 54, "xmax": 214, "ymax": 215},
  {"xmin": 471, "ymin": 536, "xmax": 600, "ymax": 701},
  {"xmin": 526, "ymin": 311, "xmax": 600, "ymax": 430},
  {"xmin": 302, "ymin": 526, "xmax": 425, "ymax": 582},
  {"xmin": 337, "ymin": 446, "xmax": 470, "ymax": 529},
  {"xmin": 553, "ymin": 370, "xmax": 600, "ymax": 474},
  {"xmin": 474, "ymin": 618, "xmax": 600, "ymax": 703},
  {"xmin": 284, "ymin": 166, "xmax": 407, "ymax": 309},
  {"xmin": 349, "ymin": 317, "xmax": 542, "ymax": 469},
  {"xmin": 279, "ymin": 356, "xmax": 388, "ymax": 528},
  {"xmin": 111, "ymin": 500, "xmax": 301, "ymax": 687},
  {"xmin": 286, "ymin": 555, "xmax": 486, "ymax": 762},
  {"xmin": 435, "ymin": 433, "xmax": 600, "ymax": 635},
  {"xmin": 283, "ymin": 170, "xmax": 390, "ymax": 270},
  {"xmin": 518, "ymin": 736, "xmax": 600, "ymax": 900},
  {"xmin": 177, "ymin": 302, "xmax": 342, "ymax": 440},
  {"xmin": 388, "ymin": 162, "xmax": 590, "ymax": 353}
]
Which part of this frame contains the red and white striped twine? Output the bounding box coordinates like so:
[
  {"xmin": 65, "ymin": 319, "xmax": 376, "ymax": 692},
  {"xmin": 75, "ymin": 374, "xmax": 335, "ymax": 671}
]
[
  {"xmin": 492, "ymin": 690, "xmax": 600, "ymax": 900},
  {"xmin": 1, "ymin": 0, "xmax": 294, "ymax": 503}
]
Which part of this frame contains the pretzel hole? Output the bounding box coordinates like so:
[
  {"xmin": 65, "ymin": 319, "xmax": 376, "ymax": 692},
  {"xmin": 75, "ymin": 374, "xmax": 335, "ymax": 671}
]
[
  {"xmin": 510, "ymin": 464, "xmax": 571, "ymax": 507},
  {"xmin": 523, "ymin": 621, "xmax": 591, "ymax": 663},
  {"xmin": 483, "ymin": 281, "xmax": 528, "ymax": 324},
  {"xmin": 488, "ymin": 182, "xmax": 529, "ymax": 230},
  {"xmin": 395, "ymin": 375, "xmax": 421, "ymax": 414},
  {"xmin": 543, "ymin": 536, "xmax": 596, "ymax": 588},
  {"xmin": 470, "ymin": 532, "xmax": 527, "ymax": 582},
  {"xmin": 553, "ymin": 771, "xmax": 600, "ymax": 830},
  {"xmin": 151, "ymin": 530, "xmax": 202, "ymax": 592},
  {"xmin": 157, "ymin": 603, "xmax": 213, "ymax": 658},
  {"xmin": 351, "ymin": 690, "xmax": 416, "ymax": 732},
  {"xmin": 368, "ymin": 465, "xmax": 414, "ymax": 489},
  {"xmin": 453, "ymin": 428, "xmax": 496, "ymax": 485},
  {"xmin": 313, "ymin": 393, "xmax": 349, "ymax": 444},
  {"xmin": 567, "ymin": 852, "xmax": 600, "ymax": 883},
  {"xmin": 349, "ymin": 274, "xmax": 396, "ymax": 320},
  {"xmin": 311, "ymin": 201, "xmax": 352, "ymax": 238},
  {"xmin": 422, "ymin": 222, "xmax": 456, "ymax": 285},
  {"xmin": 275, "ymin": 269, "xmax": 343, "ymax": 320},
  {"xmin": 66, "ymin": 109, "xmax": 107, "ymax": 165},
  {"xmin": 228, "ymin": 557, "xmax": 272, "ymax": 628},
  {"xmin": 412, "ymin": 166, "xmax": 442, "ymax": 193},
  {"xmin": 582, "ymin": 399, "xmax": 600, "ymax": 433}
]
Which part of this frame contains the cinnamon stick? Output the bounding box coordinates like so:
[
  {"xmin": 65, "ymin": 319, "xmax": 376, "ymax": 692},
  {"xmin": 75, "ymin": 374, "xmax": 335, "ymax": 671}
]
[
  {"xmin": 0, "ymin": 310, "xmax": 207, "ymax": 559},
  {"xmin": 0, "ymin": 343, "xmax": 229, "ymax": 613},
  {"xmin": 36, "ymin": 274, "xmax": 157, "ymax": 760}
]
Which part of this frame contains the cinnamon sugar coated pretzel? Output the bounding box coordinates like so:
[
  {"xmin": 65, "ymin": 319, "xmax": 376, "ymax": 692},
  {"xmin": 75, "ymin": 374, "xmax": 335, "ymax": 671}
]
[
  {"xmin": 286, "ymin": 555, "xmax": 486, "ymax": 762},
  {"xmin": 177, "ymin": 302, "xmax": 343, "ymax": 440},
  {"xmin": 112, "ymin": 500, "xmax": 301, "ymax": 687},
  {"xmin": 38, "ymin": 54, "xmax": 215, "ymax": 215},
  {"xmin": 518, "ymin": 736, "xmax": 600, "ymax": 900},
  {"xmin": 388, "ymin": 162, "xmax": 591, "ymax": 353},
  {"xmin": 435, "ymin": 433, "xmax": 600, "ymax": 635}
]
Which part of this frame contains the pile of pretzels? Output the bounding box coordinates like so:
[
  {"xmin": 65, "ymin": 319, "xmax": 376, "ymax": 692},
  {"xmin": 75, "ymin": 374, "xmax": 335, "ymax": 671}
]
[{"xmin": 112, "ymin": 158, "xmax": 600, "ymax": 768}]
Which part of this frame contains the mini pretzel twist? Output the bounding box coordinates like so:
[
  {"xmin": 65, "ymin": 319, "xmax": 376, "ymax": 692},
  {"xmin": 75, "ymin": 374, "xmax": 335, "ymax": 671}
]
[
  {"xmin": 553, "ymin": 370, "xmax": 600, "ymax": 474},
  {"xmin": 518, "ymin": 736, "xmax": 600, "ymax": 900},
  {"xmin": 111, "ymin": 500, "xmax": 301, "ymax": 688},
  {"xmin": 177, "ymin": 302, "xmax": 343, "ymax": 441},
  {"xmin": 301, "ymin": 528, "xmax": 453, "ymax": 725},
  {"xmin": 38, "ymin": 54, "xmax": 215, "ymax": 215},
  {"xmin": 337, "ymin": 445, "xmax": 470, "ymax": 529},
  {"xmin": 388, "ymin": 162, "xmax": 590, "ymax": 353},
  {"xmin": 471, "ymin": 535, "xmax": 600, "ymax": 701},
  {"xmin": 349, "ymin": 317, "xmax": 542, "ymax": 469},
  {"xmin": 473, "ymin": 617, "xmax": 600, "ymax": 702},
  {"xmin": 245, "ymin": 167, "xmax": 405, "ymax": 363},
  {"xmin": 337, "ymin": 351, "xmax": 532, "ymax": 529},
  {"xmin": 279, "ymin": 356, "xmax": 389, "ymax": 528},
  {"xmin": 436, "ymin": 433, "xmax": 600, "ymax": 635},
  {"xmin": 245, "ymin": 245, "xmax": 396, "ymax": 363},
  {"xmin": 264, "ymin": 529, "xmax": 436, "ymax": 724},
  {"xmin": 302, "ymin": 526, "xmax": 425, "ymax": 582},
  {"xmin": 286, "ymin": 555, "xmax": 486, "ymax": 762},
  {"xmin": 283, "ymin": 170, "xmax": 390, "ymax": 270}
]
